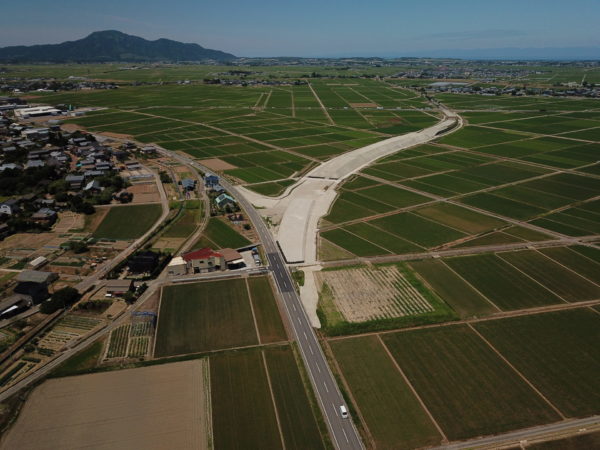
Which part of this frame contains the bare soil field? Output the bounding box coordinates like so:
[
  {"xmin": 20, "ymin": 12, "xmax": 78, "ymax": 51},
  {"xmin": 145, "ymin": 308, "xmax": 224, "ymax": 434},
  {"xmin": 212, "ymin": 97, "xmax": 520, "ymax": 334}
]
[
  {"xmin": 152, "ymin": 237, "xmax": 186, "ymax": 252},
  {"xmin": 0, "ymin": 232, "xmax": 55, "ymax": 252},
  {"xmin": 1, "ymin": 360, "xmax": 211, "ymax": 450},
  {"xmin": 199, "ymin": 158, "xmax": 238, "ymax": 171},
  {"xmin": 53, "ymin": 211, "xmax": 84, "ymax": 233},
  {"xmin": 316, "ymin": 265, "xmax": 433, "ymax": 322},
  {"xmin": 126, "ymin": 182, "xmax": 161, "ymax": 203}
]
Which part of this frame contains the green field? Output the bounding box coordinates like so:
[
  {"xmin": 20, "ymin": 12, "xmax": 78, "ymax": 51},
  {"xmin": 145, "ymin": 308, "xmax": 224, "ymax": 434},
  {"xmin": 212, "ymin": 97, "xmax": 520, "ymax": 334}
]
[
  {"xmin": 210, "ymin": 350, "xmax": 283, "ymax": 450},
  {"xmin": 498, "ymin": 250, "xmax": 600, "ymax": 302},
  {"xmin": 248, "ymin": 276, "xmax": 287, "ymax": 343},
  {"xmin": 264, "ymin": 347, "xmax": 326, "ymax": 450},
  {"xmin": 161, "ymin": 200, "xmax": 202, "ymax": 238},
  {"xmin": 409, "ymin": 259, "xmax": 497, "ymax": 317},
  {"xmin": 193, "ymin": 217, "xmax": 251, "ymax": 249},
  {"xmin": 444, "ymin": 253, "xmax": 563, "ymax": 310},
  {"xmin": 330, "ymin": 336, "xmax": 442, "ymax": 449},
  {"xmin": 381, "ymin": 325, "xmax": 560, "ymax": 440},
  {"xmin": 475, "ymin": 309, "xmax": 600, "ymax": 418},
  {"xmin": 154, "ymin": 279, "xmax": 258, "ymax": 357},
  {"xmin": 93, "ymin": 204, "xmax": 162, "ymax": 240}
]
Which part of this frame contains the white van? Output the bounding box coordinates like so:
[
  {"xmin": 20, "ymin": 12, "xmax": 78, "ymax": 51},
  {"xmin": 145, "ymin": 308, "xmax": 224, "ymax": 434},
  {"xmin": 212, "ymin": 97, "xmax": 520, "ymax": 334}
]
[{"xmin": 339, "ymin": 405, "xmax": 348, "ymax": 419}]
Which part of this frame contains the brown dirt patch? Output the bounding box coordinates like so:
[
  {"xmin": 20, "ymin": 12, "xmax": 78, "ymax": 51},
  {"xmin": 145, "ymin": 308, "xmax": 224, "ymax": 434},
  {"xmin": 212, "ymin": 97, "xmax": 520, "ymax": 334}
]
[
  {"xmin": 1, "ymin": 360, "xmax": 211, "ymax": 450},
  {"xmin": 153, "ymin": 237, "xmax": 185, "ymax": 251},
  {"xmin": 100, "ymin": 131, "xmax": 133, "ymax": 140},
  {"xmin": 60, "ymin": 123, "xmax": 85, "ymax": 133},
  {"xmin": 173, "ymin": 165, "xmax": 192, "ymax": 174},
  {"xmin": 0, "ymin": 233, "xmax": 55, "ymax": 252},
  {"xmin": 349, "ymin": 102, "xmax": 379, "ymax": 108},
  {"xmin": 126, "ymin": 182, "xmax": 161, "ymax": 204},
  {"xmin": 53, "ymin": 212, "xmax": 84, "ymax": 233},
  {"xmin": 199, "ymin": 158, "xmax": 237, "ymax": 171}
]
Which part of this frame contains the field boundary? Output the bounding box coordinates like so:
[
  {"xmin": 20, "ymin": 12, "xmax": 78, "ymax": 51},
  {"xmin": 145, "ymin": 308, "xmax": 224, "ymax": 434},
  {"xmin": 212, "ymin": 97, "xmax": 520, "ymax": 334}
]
[
  {"xmin": 245, "ymin": 278, "xmax": 262, "ymax": 345},
  {"xmin": 467, "ymin": 323, "xmax": 567, "ymax": 420},
  {"xmin": 376, "ymin": 334, "xmax": 449, "ymax": 442},
  {"xmin": 261, "ymin": 350, "xmax": 287, "ymax": 450},
  {"xmin": 150, "ymin": 286, "xmax": 164, "ymax": 358},
  {"xmin": 495, "ymin": 253, "xmax": 570, "ymax": 304},
  {"xmin": 439, "ymin": 259, "xmax": 503, "ymax": 312},
  {"xmin": 535, "ymin": 249, "xmax": 600, "ymax": 289}
]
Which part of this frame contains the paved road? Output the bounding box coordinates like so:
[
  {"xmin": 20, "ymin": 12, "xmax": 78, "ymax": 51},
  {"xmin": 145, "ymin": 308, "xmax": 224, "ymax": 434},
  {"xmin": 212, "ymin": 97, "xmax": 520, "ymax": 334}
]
[{"xmin": 158, "ymin": 148, "xmax": 363, "ymax": 450}]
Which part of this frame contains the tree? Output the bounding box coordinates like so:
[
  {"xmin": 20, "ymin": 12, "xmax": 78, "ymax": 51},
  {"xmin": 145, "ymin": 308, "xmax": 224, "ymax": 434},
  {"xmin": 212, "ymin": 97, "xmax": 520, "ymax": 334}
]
[{"xmin": 40, "ymin": 287, "xmax": 80, "ymax": 314}]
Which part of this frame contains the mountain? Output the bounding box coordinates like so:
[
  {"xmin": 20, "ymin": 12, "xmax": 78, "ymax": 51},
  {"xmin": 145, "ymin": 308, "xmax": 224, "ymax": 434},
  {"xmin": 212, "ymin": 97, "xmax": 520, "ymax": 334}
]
[{"xmin": 0, "ymin": 30, "xmax": 236, "ymax": 63}]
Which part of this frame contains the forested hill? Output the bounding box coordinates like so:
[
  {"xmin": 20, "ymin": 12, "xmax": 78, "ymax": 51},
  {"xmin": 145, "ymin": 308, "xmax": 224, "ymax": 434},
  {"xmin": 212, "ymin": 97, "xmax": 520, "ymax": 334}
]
[{"xmin": 0, "ymin": 30, "xmax": 236, "ymax": 63}]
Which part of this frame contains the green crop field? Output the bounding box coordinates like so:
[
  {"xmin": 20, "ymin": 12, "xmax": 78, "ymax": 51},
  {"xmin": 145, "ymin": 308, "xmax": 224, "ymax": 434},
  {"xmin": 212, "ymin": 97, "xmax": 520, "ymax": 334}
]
[
  {"xmin": 210, "ymin": 350, "xmax": 283, "ymax": 450},
  {"xmin": 162, "ymin": 200, "xmax": 202, "ymax": 238},
  {"xmin": 93, "ymin": 204, "xmax": 162, "ymax": 240},
  {"xmin": 497, "ymin": 250, "xmax": 600, "ymax": 302},
  {"xmin": 264, "ymin": 346, "xmax": 326, "ymax": 450},
  {"xmin": 444, "ymin": 254, "xmax": 563, "ymax": 310},
  {"xmin": 474, "ymin": 309, "xmax": 600, "ymax": 418},
  {"xmin": 154, "ymin": 279, "xmax": 258, "ymax": 357},
  {"xmin": 539, "ymin": 247, "xmax": 600, "ymax": 283},
  {"xmin": 248, "ymin": 276, "xmax": 287, "ymax": 343},
  {"xmin": 193, "ymin": 217, "xmax": 251, "ymax": 249},
  {"xmin": 330, "ymin": 336, "xmax": 442, "ymax": 449},
  {"xmin": 381, "ymin": 325, "xmax": 560, "ymax": 440},
  {"xmin": 409, "ymin": 259, "xmax": 497, "ymax": 317}
]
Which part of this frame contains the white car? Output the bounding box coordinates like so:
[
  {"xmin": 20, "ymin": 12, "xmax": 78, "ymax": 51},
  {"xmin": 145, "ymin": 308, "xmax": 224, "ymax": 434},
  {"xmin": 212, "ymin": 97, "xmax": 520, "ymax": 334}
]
[{"xmin": 339, "ymin": 405, "xmax": 348, "ymax": 419}]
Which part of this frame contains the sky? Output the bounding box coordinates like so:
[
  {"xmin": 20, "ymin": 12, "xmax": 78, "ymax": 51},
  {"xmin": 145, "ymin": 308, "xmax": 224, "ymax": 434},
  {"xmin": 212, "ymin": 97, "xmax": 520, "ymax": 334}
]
[{"xmin": 2, "ymin": 0, "xmax": 599, "ymax": 57}]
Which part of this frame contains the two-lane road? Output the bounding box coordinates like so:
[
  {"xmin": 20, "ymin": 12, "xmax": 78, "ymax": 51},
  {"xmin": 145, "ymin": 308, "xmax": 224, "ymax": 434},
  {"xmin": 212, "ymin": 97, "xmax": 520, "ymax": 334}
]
[{"xmin": 160, "ymin": 148, "xmax": 363, "ymax": 450}]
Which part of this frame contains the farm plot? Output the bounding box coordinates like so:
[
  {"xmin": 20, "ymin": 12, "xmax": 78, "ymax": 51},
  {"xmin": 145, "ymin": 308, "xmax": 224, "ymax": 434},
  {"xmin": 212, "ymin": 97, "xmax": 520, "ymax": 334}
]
[
  {"xmin": 210, "ymin": 350, "xmax": 283, "ymax": 450},
  {"xmin": 154, "ymin": 278, "xmax": 258, "ymax": 357},
  {"xmin": 381, "ymin": 325, "xmax": 560, "ymax": 441},
  {"xmin": 438, "ymin": 126, "xmax": 527, "ymax": 148},
  {"xmin": 316, "ymin": 265, "xmax": 434, "ymax": 323},
  {"xmin": 409, "ymin": 259, "xmax": 497, "ymax": 317},
  {"xmin": 192, "ymin": 217, "xmax": 251, "ymax": 249},
  {"xmin": 106, "ymin": 324, "xmax": 131, "ymax": 358},
  {"xmin": 247, "ymin": 276, "xmax": 287, "ymax": 343},
  {"xmin": 497, "ymin": 250, "xmax": 600, "ymax": 302},
  {"xmin": 37, "ymin": 315, "xmax": 104, "ymax": 353},
  {"xmin": 330, "ymin": 336, "xmax": 442, "ymax": 449},
  {"xmin": 444, "ymin": 253, "xmax": 563, "ymax": 310},
  {"xmin": 539, "ymin": 246, "xmax": 600, "ymax": 283},
  {"xmin": 474, "ymin": 309, "xmax": 600, "ymax": 418},
  {"xmin": 93, "ymin": 204, "xmax": 162, "ymax": 240},
  {"xmin": 413, "ymin": 203, "xmax": 506, "ymax": 234},
  {"xmin": 1, "ymin": 360, "xmax": 211, "ymax": 450},
  {"xmin": 264, "ymin": 346, "xmax": 326, "ymax": 450}
]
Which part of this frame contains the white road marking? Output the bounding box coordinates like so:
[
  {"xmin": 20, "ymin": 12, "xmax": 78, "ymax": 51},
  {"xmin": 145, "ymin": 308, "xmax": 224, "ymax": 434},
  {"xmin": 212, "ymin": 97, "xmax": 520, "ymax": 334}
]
[
  {"xmin": 316, "ymin": 363, "xmax": 321, "ymax": 373},
  {"xmin": 292, "ymin": 303, "xmax": 296, "ymax": 311},
  {"xmin": 342, "ymin": 428, "xmax": 349, "ymax": 443},
  {"xmin": 303, "ymin": 331, "xmax": 308, "ymax": 340},
  {"xmin": 309, "ymin": 344, "xmax": 314, "ymax": 355},
  {"xmin": 332, "ymin": 402, "xmax": 338, "ymax": 416},
  {"xmin": 323, "ymin": 381, "xmax": 329, "ymax": 392}
]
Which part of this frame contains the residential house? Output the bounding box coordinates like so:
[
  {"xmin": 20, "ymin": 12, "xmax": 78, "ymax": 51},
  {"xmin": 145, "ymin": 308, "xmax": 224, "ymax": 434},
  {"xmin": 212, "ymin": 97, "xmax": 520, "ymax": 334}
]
[
  {"xmin": 31, "ymin": 208, "xmax": 58, "ymax": 225},
  {"xmin": 105, "ymin": 279, "xmax": 134, "ymax": 296},
  {"xmin": 65, "ymin": 174, "xmax": 85, "ymax": 190},
  {"xmin": 204, "ymin": 173, "xmax": 219, "ymax": 188},
  {"xmin": 182, "ymin": 248, "xmax": 225, "ymax": 273},
  {"xmin": 181, "ymin": 178, "xmax": 196, "ymax": 191},
  {"xmin": 215, "ymin": 193, "xmax": 236, "ymax": 209},
  {"xmin": 0, "ymin": 199, "xmax": 20, "ymax": 216}
]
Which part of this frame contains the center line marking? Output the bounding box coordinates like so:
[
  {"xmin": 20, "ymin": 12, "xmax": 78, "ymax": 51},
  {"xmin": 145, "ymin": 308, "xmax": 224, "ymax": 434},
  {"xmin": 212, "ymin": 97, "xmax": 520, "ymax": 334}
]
[{"xmin": 324, "ymin": 382, "xmax": 329, "ymax": 393}]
